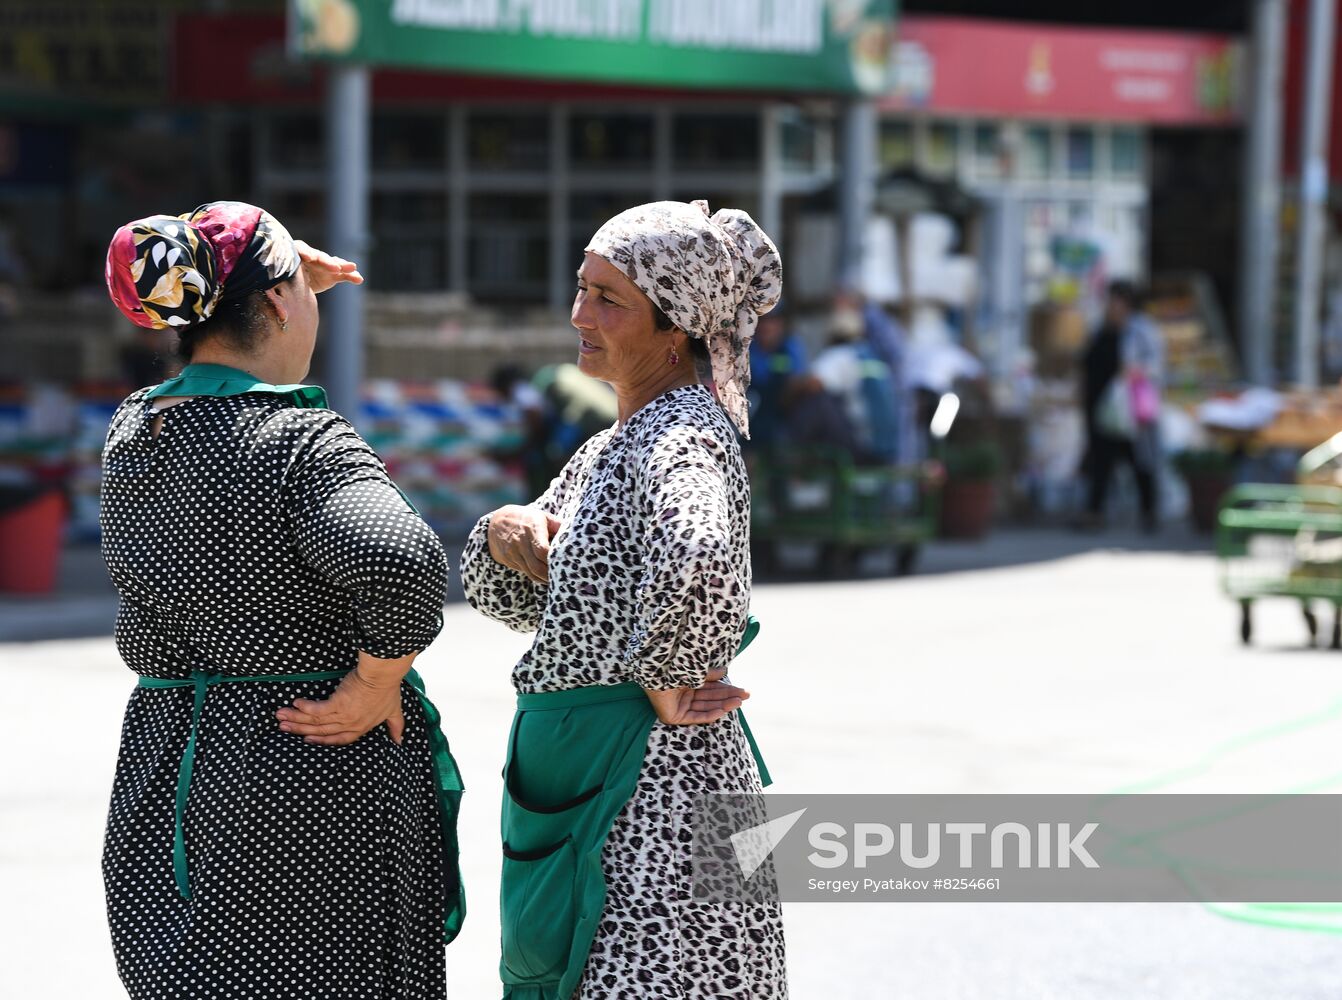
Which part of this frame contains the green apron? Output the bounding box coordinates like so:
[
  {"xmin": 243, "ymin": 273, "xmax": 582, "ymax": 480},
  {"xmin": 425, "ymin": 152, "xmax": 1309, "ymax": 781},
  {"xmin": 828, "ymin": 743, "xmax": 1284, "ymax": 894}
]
[
  {"xmin": 135, "ymin": 364, "xmax": 466, "ymax": 943},
  {"xmin": 499, "ymin": 617, "xmax": 770, "ymax": 1000}
]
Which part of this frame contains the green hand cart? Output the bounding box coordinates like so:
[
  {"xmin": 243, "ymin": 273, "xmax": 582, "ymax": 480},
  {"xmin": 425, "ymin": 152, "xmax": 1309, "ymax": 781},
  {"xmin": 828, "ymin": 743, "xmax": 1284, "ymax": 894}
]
[
  {"xmin": 1217, "ymin": 434, "xmax": 1342, "ymax": 647},
  {"xmin": 748, "ymin": 449, "xmax": 941, "ymax": 576}
]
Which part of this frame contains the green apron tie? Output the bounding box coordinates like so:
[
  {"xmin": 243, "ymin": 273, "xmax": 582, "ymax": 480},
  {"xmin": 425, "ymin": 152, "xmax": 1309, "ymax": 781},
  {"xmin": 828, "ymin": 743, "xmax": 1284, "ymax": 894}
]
[{"xmin": 137, "ymin": 666, "xmax": 466, "ymax": 943}]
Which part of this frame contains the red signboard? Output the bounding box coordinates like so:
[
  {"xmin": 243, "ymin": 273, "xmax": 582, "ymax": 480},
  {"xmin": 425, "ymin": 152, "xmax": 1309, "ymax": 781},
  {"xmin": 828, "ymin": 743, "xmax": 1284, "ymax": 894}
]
[{"xmin": 882, "ymin": 16, "xmax": 1241, "ymax": 124}]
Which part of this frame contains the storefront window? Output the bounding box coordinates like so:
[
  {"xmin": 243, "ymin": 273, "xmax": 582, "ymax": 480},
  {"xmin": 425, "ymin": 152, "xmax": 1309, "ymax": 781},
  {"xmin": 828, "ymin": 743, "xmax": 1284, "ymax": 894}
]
[
  {"xmin": 923, "ymin": 121, "xmax": 959, "ymax": 178},
  {"xmin": 1066, "ymin": 126, "xmax": 1095, "ymax": 179},
  {"xmin": 971, "ymin": 123, "xmax": 1002, "ymax": 179},
  {"xmin": 878, "ymin": 120, "xmax": 914, "ymax": 170},
  {"xmin": 1020, "ymin": 125, "xmax": 1053, "ymax": 180},
  {"xmin": 468, "ymin": 194, "xmax": 548, "ymax": 301},
  {"xmin": 372, "ymin": 113, "xmax": 447, "ymax": 172},
  {"xmin": 673, "ymin": 113, "xmax": 758, "ymax": 171},
  {"xmin": 468, "ymin": 113, "xmax": 549, "ymax": 172},
  {"xmin": 673, "ymin": 190, "xmax": 757, "ymax": 219},
  {"xmin": 265, "ymin": 113, "xmax": 323, "ymax": 171},
  {"xmin": 570, "ymin": 113, "xmax": 653, "ymax": 169},
  {"xmin": 781, "ymin": 109, "xmax": 830, "ymax": 175},
  {"xmin": 263, "ymin": 190, "xmax": 326, "ymax": 244},
  {"xmin": 1110, "ymin": 127, "xmax": 1142, "ymax": 180},
  {"xmin": 569, "ymin": 191, "xmax": 653, "ymax": 267},
  {"xmin": 371, "ymin": 191, "xmax": 446, "ymax": 291}
]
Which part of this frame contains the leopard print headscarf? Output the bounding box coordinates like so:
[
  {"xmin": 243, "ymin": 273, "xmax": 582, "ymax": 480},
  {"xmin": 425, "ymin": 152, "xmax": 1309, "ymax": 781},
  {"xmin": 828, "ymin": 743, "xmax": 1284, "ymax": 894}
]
[{"xmin": 585, "ymin": 199, "xmax": 782, "ymax": 438}]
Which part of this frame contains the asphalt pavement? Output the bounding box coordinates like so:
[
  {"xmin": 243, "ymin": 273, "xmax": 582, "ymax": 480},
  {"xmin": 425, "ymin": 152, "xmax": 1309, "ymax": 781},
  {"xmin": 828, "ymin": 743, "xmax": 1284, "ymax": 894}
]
[{"xmin": 3, "ymin": 528, "xmax": 1340, "ymax": 998}]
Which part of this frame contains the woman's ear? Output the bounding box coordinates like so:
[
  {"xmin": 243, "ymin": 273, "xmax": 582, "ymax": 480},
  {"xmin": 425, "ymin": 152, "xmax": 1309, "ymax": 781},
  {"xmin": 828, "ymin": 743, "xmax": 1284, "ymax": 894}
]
[{"xmin": 263, "ymin": 285, "xmax": 289, "ymax": 330}]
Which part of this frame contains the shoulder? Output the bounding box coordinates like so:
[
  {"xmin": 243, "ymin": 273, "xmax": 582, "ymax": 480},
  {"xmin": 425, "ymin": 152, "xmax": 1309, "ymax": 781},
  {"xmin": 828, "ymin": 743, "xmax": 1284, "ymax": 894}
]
[
  {"xmin": 250, "ymin": 403, "xmax": 359, "ymax": 447},
  {"xmin": 104, "ymin": 388, "xmax": 152, "ymax": 450}
]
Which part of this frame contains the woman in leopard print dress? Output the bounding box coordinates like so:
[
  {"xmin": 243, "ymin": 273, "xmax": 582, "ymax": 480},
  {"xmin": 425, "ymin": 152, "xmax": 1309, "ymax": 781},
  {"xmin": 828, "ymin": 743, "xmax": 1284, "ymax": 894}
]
[{"xmin": 461, "ymin": 200, "xmax": 788, "ymax": 998}]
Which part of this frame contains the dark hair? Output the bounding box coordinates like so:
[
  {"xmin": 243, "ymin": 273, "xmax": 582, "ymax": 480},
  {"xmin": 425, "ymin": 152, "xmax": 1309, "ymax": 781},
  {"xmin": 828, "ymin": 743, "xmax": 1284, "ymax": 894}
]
[
  {"xmin": 652, "ymin": 302, "xmax": 710, "ymax": 371},
  {"xmin": 174, "ymin": 290, "xmax": 274, "ymax": 363},
  {"xmin": 1108, "ymin": 279, "xmax": 1145, "ymax": 311}
]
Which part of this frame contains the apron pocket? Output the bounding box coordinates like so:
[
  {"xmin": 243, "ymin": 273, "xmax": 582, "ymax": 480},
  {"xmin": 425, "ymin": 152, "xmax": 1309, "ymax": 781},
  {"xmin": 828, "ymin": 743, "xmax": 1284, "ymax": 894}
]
[{"xmin": 501, "ymin": 837, "xmax": 578, "ymax": 982}]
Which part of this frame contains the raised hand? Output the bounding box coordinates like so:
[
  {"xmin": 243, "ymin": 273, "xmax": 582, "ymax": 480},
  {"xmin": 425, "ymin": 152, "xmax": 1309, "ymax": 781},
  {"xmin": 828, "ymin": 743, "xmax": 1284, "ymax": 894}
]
[{"xmin": 294, "ymin": 239, "xmax": 364, "ymax": 294}]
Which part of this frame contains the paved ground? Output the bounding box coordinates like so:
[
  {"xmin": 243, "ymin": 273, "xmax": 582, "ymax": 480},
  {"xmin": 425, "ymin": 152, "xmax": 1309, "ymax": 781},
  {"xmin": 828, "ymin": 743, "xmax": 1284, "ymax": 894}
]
[{"xmin": 3, "ymin": 529, "xmax": 1341, "ymax": 998}]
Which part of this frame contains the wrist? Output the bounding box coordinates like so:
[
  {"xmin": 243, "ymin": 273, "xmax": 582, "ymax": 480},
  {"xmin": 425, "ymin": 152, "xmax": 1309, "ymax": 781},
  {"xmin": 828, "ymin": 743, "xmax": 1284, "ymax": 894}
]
[{"xmin": 355, "ymin": 650, "xmax": 415, "ymax": 688}]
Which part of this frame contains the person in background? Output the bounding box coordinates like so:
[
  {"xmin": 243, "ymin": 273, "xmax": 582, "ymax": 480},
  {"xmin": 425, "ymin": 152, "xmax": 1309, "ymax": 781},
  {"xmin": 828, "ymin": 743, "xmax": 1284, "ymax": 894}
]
[
  {"xmin": 745, "ymin": 300, "xmax": 809, "ymax": 452},
  {"xmin": 811, "ymin": 302, "xmax": 901, "ymax": 464},
  {"xmin": 491, "ymin": 363, "xmax": 551, "ymax": 499},
  {"xmin": 1080, "ymin": 279, "xmax": 1163, "ymax": 532}
]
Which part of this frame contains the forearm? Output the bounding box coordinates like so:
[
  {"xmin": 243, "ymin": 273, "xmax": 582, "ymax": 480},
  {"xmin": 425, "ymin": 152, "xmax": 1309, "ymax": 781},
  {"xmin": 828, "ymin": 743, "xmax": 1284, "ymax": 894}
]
[{"xmin": 356, "ymin": 648, "xmax": 418, "ymax": 688}]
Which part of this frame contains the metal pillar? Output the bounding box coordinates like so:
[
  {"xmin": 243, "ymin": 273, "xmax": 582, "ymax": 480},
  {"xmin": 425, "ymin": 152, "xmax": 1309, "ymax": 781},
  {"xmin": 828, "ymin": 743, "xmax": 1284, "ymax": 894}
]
[
  {"xmin": 1240, "ymin": 0, "xmax": 1286, "ymax": 386},
  {"xmin": 324, "ymin": 64, "xmax": 370, "ymax": 424},
  {"xmin": 837, "ymin": 99, "xmax": 877, "ymax": 290},
  {"xmin": 758, "ymin": 105, "xmax": 784, "ymax": 248},
  {"xmin": 1293, "ymin": 0, "xmax": 1336, "ymax": 388}
]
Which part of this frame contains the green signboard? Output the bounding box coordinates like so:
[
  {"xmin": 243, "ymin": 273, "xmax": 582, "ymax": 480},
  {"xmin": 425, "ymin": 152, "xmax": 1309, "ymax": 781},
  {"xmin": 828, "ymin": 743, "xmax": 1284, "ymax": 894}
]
[{"xmin": 291, "ymin": 0, "xmax": 895, "ymax": 95}]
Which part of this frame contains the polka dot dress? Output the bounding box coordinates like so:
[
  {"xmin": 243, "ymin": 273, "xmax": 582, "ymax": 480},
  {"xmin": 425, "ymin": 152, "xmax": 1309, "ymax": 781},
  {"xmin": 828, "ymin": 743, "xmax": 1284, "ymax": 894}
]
[
  {"xmin": 99, "ymin": 389, "xmax": 451, "ymax": 999},
  {"xmin": 461, "ymin": 384, "xmax": 788, "ymax": 998}
]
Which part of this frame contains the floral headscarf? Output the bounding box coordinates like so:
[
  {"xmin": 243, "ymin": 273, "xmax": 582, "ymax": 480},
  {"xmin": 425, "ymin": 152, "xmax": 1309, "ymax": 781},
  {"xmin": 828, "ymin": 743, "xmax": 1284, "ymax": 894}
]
[
  {"xmin": 105, "ymin": 201, "xmax": 300, "ymax": 330},
  {"xmin": 585, "ymin": 200, "xmax": 783, "ymax": 437}
]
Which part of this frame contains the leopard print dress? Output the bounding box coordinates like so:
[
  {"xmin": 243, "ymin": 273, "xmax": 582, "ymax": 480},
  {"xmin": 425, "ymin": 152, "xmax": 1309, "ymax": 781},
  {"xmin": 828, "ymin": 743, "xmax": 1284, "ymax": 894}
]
[{"xmin": 461, "ymin": 383, "xmax": 788, "ymax": 999}]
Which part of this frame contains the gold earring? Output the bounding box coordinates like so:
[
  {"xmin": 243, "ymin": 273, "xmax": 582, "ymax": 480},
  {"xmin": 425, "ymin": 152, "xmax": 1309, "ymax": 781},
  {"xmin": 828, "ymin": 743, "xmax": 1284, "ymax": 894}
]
[
  {"xmin": 280, "ymin": 318, "xmax": 288, "ymax": 331},
  {"xmin": 668, "ymin": 346, "xmax": 680, "ymax": 366}
]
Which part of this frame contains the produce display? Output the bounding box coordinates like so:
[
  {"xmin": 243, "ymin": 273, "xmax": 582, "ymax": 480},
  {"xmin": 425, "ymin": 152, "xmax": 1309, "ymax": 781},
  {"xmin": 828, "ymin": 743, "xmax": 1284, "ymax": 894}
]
[{"xmin": 0, "ymin": 380, "xmax": 530, "ymax": 541}]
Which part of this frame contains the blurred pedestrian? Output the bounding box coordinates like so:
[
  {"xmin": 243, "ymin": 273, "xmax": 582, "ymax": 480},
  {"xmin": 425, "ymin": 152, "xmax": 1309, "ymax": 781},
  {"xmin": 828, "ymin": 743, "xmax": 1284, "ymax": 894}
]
[
  {"xmin": 491, "ymin": 362, "xmax": 551, "ymax": 498},
  {"xmin": 1080, "ymin": 279, "xmax": 1163, "ymax": 531},
  {"xmin": 812, "ymin": 300, "xmax": 901, "ymax": 464},
  {"xmin": 461, "ymin": 199, "xmax": 787, "ymax": 1000},
  {"xmin": 100, "ymin": 201, "xmax": 464, "ymax": 998},
  {"xmin": 745, "ymin": 299, "xmax": 809, "ymax": 451}
]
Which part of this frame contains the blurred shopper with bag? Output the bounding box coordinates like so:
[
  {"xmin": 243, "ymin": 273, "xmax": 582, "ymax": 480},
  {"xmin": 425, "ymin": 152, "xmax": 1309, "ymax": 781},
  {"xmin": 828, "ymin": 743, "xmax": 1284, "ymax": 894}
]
[{"xmin": 1080, "ymin": 279, "xmax": 1164, "ymax": 531}]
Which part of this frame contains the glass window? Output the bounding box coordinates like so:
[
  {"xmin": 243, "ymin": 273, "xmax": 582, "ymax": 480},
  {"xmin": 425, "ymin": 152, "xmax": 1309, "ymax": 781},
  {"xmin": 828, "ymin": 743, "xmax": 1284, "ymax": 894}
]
[
  {"xmin": 1111, "ymin": 127, "xmax": 1142, "ymax": 179},
  {"xmin": 923, "ymin": 122, "xmax": 959, "ymax": 178},
  {"xmin": 672, "ymin": 190, "xmax": 757, "ymax": 220},
  {"xmin": 372, "ymin": 113, "xmax": 446, "ymax": 172},
  {"xmin": 570, "ymin": 113, "xmax": 653, "ymax": 169},
  {"xmin": 781, "ymin": 110, "xmax": 831, "ymax": 175},
  {"xmin": 878, "ymin": 120, "xmax": 914, "ymax": 170},
  {"xmin": 1066, "ymin": 126, "xmax": 1095, "ymax": 179},
  {"xmin": 468, "ymin": 194, "xmax": 548, "ymax": 301},
  {"xmin": 1020, "ymin": 125, "xmax": 1052, "ymax": 179},
  {"xmin": 971, "ymin": 123, "xmax": 1002, "ymax": 179},
  {"xmin": 266, "ymin": 113, "xmax": 323, "ymax": 171},
  {"xmin": 569, "ymin": 191, "xmax": 653, "ymax": 268},
  {"xmin": 673, "ymin": 113, "xmax": 759, "ymax": 171},
  {"xmin": 468, "ymin": 113, "xmax": 549, "ymax": 172},
  {"xmin": 262, "ymin": 190, "xmax": 326, "ymax": 244},
  {"xmin": 370, "ymin": 191, "xmax": 446, "ymax": 291}
]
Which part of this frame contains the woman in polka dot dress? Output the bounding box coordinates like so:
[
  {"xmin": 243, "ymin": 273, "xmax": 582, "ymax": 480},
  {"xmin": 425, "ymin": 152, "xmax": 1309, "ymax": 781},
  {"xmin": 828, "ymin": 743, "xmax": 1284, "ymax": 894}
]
[{"xmin": 100, "ymin": 202, "xmax": 460, "ymax": 999}]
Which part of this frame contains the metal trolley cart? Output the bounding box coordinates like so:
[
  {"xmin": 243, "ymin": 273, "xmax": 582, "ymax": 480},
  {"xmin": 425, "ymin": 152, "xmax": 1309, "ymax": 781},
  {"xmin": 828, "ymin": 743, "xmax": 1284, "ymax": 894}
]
[
  {"xmin": 748, "ymin": 450, "xmax": 941, "ymax": 576},
  {"xmin": 1217, "ymin": 440, "xmax": 1342, "ymax": 647}
]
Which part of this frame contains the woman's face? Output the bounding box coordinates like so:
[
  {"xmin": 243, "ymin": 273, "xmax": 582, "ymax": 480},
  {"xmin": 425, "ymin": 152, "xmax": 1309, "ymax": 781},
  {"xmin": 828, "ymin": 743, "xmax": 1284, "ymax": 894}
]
[{"xmin": 572, "ymin": 252, "xmax": 667, "ymax": 387}]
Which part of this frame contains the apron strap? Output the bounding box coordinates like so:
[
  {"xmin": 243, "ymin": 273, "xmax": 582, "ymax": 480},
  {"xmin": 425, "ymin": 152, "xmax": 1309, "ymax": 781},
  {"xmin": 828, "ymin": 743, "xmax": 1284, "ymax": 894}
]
[{"xmin": 138, "ymin": 667, "xmax": 467, "ymax": 943}]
